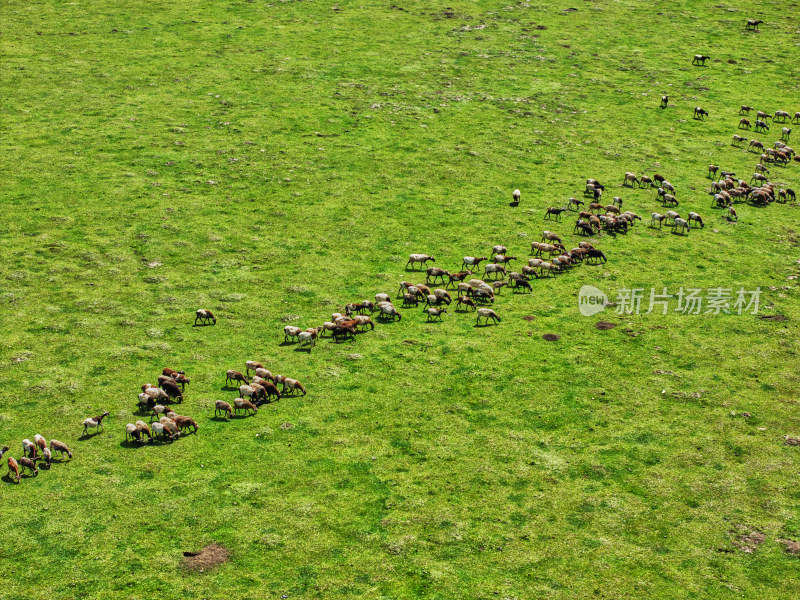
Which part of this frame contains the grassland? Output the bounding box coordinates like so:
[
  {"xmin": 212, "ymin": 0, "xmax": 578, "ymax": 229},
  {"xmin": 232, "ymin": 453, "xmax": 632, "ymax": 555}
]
[{"xmin": 1, "ymin": 0, "xmax": 800, "ymax": 597}]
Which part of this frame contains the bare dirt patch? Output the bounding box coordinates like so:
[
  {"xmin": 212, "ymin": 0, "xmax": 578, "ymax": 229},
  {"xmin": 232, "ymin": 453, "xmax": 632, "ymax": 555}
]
[
  {"xmin": 784, "ymin": 436, "xmax": 800, "ymax": 446},
  {"xmin": 595, "ymin": 321, "xmax": 617, "ymax": 330},
  {"xmin": 542, "ymin": 334, "xmax": 560, "ymax": 341},
  {"xmin": 778, "ymin": 539, "xmax": 800, "ymax": 555},
  {"xmin": 522, "ymin": 315, "xmax": 535, "ymax": 322},
  {"xmin": 731, "ymin": 526, "xmax": 765, "ymax": 553},
  {"xmin": 759, "ymin": 314, "xmax": 788, "ymax": 322},
  {"xmin": 181, "ymin": 543, "xmax": 229, "ymax": 571}
]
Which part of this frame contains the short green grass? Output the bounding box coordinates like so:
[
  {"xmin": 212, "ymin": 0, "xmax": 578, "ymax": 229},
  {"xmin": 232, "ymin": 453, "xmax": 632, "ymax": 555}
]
[{"xmin": 2, "ymin": 0, "xmax": 800, "ymax": 597}]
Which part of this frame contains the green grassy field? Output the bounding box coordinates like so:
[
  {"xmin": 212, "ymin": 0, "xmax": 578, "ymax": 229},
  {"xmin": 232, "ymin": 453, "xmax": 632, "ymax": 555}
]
[{"xmin": 2, "ymin": 0, "xmax": 800, "ymax": 597}]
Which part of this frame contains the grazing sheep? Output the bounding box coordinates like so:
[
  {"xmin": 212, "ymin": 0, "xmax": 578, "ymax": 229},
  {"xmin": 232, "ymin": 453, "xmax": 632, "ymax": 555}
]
[
  {"xmin": 161, "ymin": 380, "xmax": 183, "ymax": 403},
  {"xmin": 755, "ymin": 119, "xmax": 769, "ymax": 132},
  {"xmin": 740, "ymin": 105, "xmax": 753, "ymax": 114},
  {"xmin": 492, "ymin": 245, "xmax": 507, "ymax": 256},
  {"xmin": 158, "ymin": 417, "xmax": 180, "ymax": 439},
  {"xmin": 512, "ymin": 278, "xmax": 532, "ymax": 292},
  {"xmin": 253, "ymin": 368, "xmax": 274, "ymax": 381},
  {"xmin": 774, "ymin": 110, "xmax": 791, "ymax": 122},
  {"xmin": 406, "ymin": 254, "xmax": 435, "ymax": 269},
  {"xmin": 298, "ymin": 328, "xmax": 319, "ymax": 349},
  {"xmin": 259, "ymin": 380, "xmax": 283, "ymax": 402},
  {"xmin": 651, "ymin": 213, "xmax": 665, "ymax": 228},
  {"xmin": 425, "ymin": 267, "xmax": 449, "ymax": 284},
  {"xmin": 793, "ymin": 112, "xmax": 800, "ymax": 124},
  {"xmin": 214, "ymin": 400, "xmax": 233, "ymax": 419},
  {"xmin": 50, "ymin": 440, "xmax": 72, "ymax": 459},
  {"xmin": 671, "ymin": 217, "xmax": 690, "ymax": 234},
  {"xmin": 82, "ymin": 411, "xmax": 109, "ymax": 436},
  {"xmin": 787, "ymin": 188, "xmax": 797, "ymax": 201},
  {"xmin": 639, "ymin": 175, "xmax": 654, "ymax": 188},
  {"xmin": 375, "ymin": 293, "xmax": 391, "ymax": 304},
  {"xmin": 125, "ymin": 423, "xmax": 142, "ymax": 443},
  {"xmin": 7, "ymin": 456, "xmax": 20, "ymax": 483},
  {"xmin": 569, "ymin": 197, "xmax": 585, "ymax": 209},
  {"xmin": 447, "ymin": 270, "xmax": 472, "ymax": 287},
  {"xmin": 284, "ymin": 325, "xmax": 302, "ymax": 342},
  {"xmin": 544, "ymin": 207, "xmax": 566, "ymax": 220},
  {"xmin": 688, "ymin": 212, "xmax": 704, "ymax": 228},
  {"xmin": 239, "ymin": 385, "xmax": 262, "ymax": 404},
  {"xmin": 174, "ymin": 416, "xmax": 199, "ymax": 433},
  {"xmin": 234, "ymin": 398, "xmax": 258, "ymax": 416},
  {"xmin": 22, "ymin": 439, "xmax": 38, "ymax": 460},
  {"xmin": 142, "ymin": 386, "xmax": 169, "ymax": 403},
  {"xmin": 402, "ymin": 293, "xmax": 419, "ymax": 307},
  {"xmin": 433, "ymin": 288, "xmax": 452, "ymax": 304},
  {"xmin": 512, "ymin": 188, "xmax": 521, "ymax": 203},
  {"xmin": 456, "ymin": 295, "xmax": 476, "ymax": 311},
  {"xmin": 135, "ymin": 421, "xmax": 153, "ymax": 442},
  {"xmin": 755, "ymin": 163, "xmax": 769, "ymax": 174},
  {"xmin": 586, "ymin": 249, "xmax": 607, "ymax": 263},
  {"xmin": 575, "ymin": 220, "xmax": 594, "ymax": 236},
  {"xmin": 739, "ymin": 118, "xmax": 751, "ymax": 129},
  {"xmin": 350, "ymin": 314, "xmax": 374, "ymax": 331},
  {"xmin": 745, "ymin": 19, "xmax": 763, "ymax": 29},
  {"xmin": 461, "ymin": 257, "xmax": 487, "ymax": 271},
  {"xmin": 42, "ymin": 447, "xmax": 52, "ymax": 468},
  {"xmin": 225, "ymin": 370, "xmax": 249, "ymax": 387},
  {"xmin": 605, "ymin": 204, "xmax": 621, "ymax": 214},
  {"xmin": 782, "ymin": 127, "xmax": 792, "ymax": 140},
  {"xmin": 379, "ymin": 303, "xmax": 402, "ymax": 321},
  {"xmin": 34, "ymin": 434, "xmax": 47, "ymax": 456},
  {"xmin": 274, "ymin": 376, "xmax": 307, "ymax": 396},
  {"xmin": 0, "ymin": 446, "xmax": 9, "ymax": 459},
  {"xmin": 476, "ymin": 308, "xmax": 501, "ymax": 325},
  {"xmin": 751, "ymin": 172, "xmax": 768, "ymax": 184},
  {"xmin": 149, "ymin": 421, "xmax": 169, "ymax": 440},
  {"xmin": 19, "ymin": 457, "xmax": 38, "ymax": 477},
  {"xmin": 662, "ymin": 193, "xmax": 678, "ymax": 207},
  {"xmin": 194, "ymin": 309, "xmax": 216, "ymax": 325},
  {"xmin": 493, "ymin": 254, "xmax": 518, "ymax": 264},
  {"xmin": 732, "ymin": 135, "xmax": 747, "ymax": 146},
  {"xmin": 426, "ymin": 307, "xmax": 447, "ymax": 321},
  {"xmin": 692, "ymin": 54, "xmax": 709, "ymax": 65},
  {"xmin": 244, "ymin": 361, "xmax": 264, "ymax": 375},
  {"xmin": 660, "ymin": 95, "xmax": 668, "ymax": 108},
  {"xmin": 473, "ymin": 289, "xmax": 495, "ymax": 303},
  {"xmin": 483, "ymin": 263, "xmax": 507, "ymax": 279},
  {"xmin": 623, "ymin": 172, "xmax": 639, "ymax": 187},
  {"xmin": 693, "ymin": 107, "xmax": 708, "ymax": 119},
  {"xmin": 749, "ymin": 140, "xmax": 764, "ymax": 152}
]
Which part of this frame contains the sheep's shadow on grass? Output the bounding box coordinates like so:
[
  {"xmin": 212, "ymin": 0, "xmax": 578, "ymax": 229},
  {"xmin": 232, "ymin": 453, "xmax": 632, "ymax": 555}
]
[
  {"xmin": 474, "ymin": 322, "xmax": 500, "ymax": 328},
  {"xmin": 2, "ymin": 473, "xmax": 21, "ymax": 483},
  {"xmin": 119, "ymin": 439, "xmax": 148, "ymax": 449},
  {"xmin": 78, "ymin": 432, "xmax": 104, "ymax": 442},
  {"xmin": 192, "ymin": 323, "xmax": 214, "ymax": 328},
  {"xmin": 670, "ymin": 230, "xmax": 689, "ymax": 236},
  {"xmin": 294, "ymin": 346, "xmax": 313, "ymax": 353},
  {"xmin": 509, "ymin": 201, "xmax": 520, "ymax": 207},
  {"xmin": 278, "ymin": 341, "xmax": 297, "ymax": 347}
]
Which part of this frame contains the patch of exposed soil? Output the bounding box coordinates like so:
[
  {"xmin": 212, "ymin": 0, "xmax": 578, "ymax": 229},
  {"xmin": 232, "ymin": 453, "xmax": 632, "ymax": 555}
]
[
  {"xmin": 778, "ymin": 539, "xmax": 800, "ymax": 555},
  {"xmin": 182, "ymin": 543, "xmax": 229, "ymax": 571},
  {"xmin": 542, "ymin": 334, "xmax": 560, "ymax": 341},
  {"xmin": 522, "ymin": 315, "xmax": 535, "ymax": 322},
  {"xmin": 759, "ymin": 314, "xmax": 788, "ymax": 321},
  {"xmin": 595, "ymin": 321, "xmax": 617, "ymax": 330},
  {"xmin": 784, "ymin": 436, "xmax": 800, "ymax": 446},
  {"xmin": 279, "ymin": 422, "xmax": 294, "ymax": 430},
  {"xmin": 731, "ymin": 526, "xmax": 765, "ymax": 553}
]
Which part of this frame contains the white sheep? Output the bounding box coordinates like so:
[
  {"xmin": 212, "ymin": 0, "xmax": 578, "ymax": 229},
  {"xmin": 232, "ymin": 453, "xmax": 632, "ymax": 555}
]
[
  {"xmin": 406, "ymin": 254, "xmax": 435, "ymax": 269},
  {"xmin": 512, "ymin": 189, "xmax": 521, "ymax": 203},
  {"xmin": 375, "ymin": 293, "xmax": 391, "ymax": 304},
  {"xmin": 476, "ymin": 308, "xmax": 501, "ymax": 325},
  {"xmin": 284, "ymin": 325, "xmax": 302, "ymax": 342}
]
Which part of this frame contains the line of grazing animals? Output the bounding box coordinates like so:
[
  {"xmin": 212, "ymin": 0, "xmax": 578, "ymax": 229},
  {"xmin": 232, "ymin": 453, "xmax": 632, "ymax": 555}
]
[
  {"xmin": 227, "ymin": 361, "xmax": 306, "ymax": 403},
  {"xmin": 4, "ymin": 435, "xmax": 72, "ymax": 483}
]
